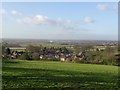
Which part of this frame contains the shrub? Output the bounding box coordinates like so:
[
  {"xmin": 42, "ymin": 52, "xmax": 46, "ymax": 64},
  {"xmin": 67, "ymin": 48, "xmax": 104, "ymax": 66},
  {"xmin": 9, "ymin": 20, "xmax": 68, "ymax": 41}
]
[
  {"xmin": 19, "ymin": 53, "xmax": 30, "ymax": 60},
  {"xmin": 32, "ymin": 53, "xmax": 40, "ymax": 60}
]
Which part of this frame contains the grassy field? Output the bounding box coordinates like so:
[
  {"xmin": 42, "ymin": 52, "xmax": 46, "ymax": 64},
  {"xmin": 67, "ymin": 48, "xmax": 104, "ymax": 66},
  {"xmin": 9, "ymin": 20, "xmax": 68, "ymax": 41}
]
[{"xmin": 2, "ymin": 60, "xmax": 118, "ymax": 90}]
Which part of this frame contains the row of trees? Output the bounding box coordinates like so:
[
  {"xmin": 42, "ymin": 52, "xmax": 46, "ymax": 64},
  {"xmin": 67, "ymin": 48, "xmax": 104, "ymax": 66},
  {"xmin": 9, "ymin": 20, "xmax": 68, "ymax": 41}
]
[{"xmin": 73, "ymin": 45, "xmax": 118, "ymax": 65}]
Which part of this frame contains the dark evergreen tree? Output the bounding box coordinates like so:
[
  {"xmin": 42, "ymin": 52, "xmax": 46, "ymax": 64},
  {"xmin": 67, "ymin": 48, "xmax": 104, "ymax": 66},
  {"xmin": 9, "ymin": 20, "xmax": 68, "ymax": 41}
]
[{"xmin": 5, "ymin": 48, "xmax": 11, "ymax": 55}]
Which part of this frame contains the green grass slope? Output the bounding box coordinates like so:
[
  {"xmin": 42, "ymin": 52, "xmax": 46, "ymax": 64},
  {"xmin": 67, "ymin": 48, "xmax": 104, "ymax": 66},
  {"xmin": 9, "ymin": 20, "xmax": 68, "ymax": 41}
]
[{"xmin": 2, "ymin": 60, "xmax": 118, "ymax": 89}]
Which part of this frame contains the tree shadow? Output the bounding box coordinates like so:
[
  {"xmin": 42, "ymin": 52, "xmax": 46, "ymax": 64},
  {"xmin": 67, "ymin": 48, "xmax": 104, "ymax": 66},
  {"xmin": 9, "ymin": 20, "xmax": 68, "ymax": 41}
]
[
  {"xmin": 2, "ymin": 66, "xmax": 118, "ymax": 89},
  {"xmin": 2, "ymin": 60, "xmax": 20, "ymax": 64}
]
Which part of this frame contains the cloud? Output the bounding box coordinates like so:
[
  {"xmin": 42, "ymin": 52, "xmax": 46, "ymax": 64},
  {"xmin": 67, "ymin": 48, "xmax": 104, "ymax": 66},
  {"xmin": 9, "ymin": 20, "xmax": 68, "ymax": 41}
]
[
  {"xmin": 112, "ymin": 3, "xmax": 118, "ymax": 13},
  {"xmin": 11, "ymin": 10, "xmax": 22, "ymax": 16},
  {"xmin": 0, "ymin": 8, "xmax": 6, "ymax": 14},
  {"xmin": 48, "ymin": 18, "xmax": 76, "ymax": 30},
  {"xmin": 17, "ymin": 14, "xmax": 94, "ymax": 31},
  {"xmin": 17, "ymin": 15, "xmax": 72, "ymax": 26},
  {"xmin": 97, "ymin": 4, "xmax": 109, "ymax": 10},
  {"xmin": 17, "ymin": 15, "xmax": 48, "ymax": 24},
  {"xmin": 33, "ymin": 15, "xmax": 48, "ymax": 24},
  {"xmin": 17, "ymin": 17, "xmax": 33, "ymax": 24},
  {"xmin": 97, "ymin": 3, "xmax": 118, "ymax": 13},
  {"xmin": 48, "ymin": 18, "xmax": 72, "ymax": 27},
  {"xmin": 84, "ymin": 16, "xmax": 94, "ymax": 24}
]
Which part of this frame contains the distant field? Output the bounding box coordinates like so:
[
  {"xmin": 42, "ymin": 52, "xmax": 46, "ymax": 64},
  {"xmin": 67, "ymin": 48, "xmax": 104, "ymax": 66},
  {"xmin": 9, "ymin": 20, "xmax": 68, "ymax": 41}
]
[
  {"xmin": 9, "ymin": 47, "xmax": 26, "ymax": 52},
  {"xmin": 20, "ymin": 42, "xmax": 69, "ymax": 48},
  {"xmin": 2, "ymin": 60, "xmax": 118, "ymax": 89}
]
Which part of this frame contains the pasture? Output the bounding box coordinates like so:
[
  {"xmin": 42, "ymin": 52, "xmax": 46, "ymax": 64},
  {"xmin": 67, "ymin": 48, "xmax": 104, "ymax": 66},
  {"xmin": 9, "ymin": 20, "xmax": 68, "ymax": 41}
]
[
  {"xmin": 9, "ymin": 47, "xmax": 26, "ymax": 52},
  {"xmin": 2, "ymin": 60, "xmax": 118, "ymax": 89}
]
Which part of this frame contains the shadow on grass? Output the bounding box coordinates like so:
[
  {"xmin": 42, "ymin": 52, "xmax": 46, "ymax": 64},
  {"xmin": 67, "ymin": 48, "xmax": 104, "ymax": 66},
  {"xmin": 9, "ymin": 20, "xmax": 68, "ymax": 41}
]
[
  {"xmin": 2, "ymin": 60, "xmax": 20, "ymax": 64},
  {"xmin": 2, "ymin": 66, "xmax": 119, "ymax": 89}
]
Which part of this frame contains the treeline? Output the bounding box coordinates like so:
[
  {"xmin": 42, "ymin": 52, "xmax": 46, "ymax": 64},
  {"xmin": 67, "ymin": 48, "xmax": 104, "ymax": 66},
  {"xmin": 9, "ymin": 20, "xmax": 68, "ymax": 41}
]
[
  {"xmin": 73, "ymin": 45, "xmax": 119, "ymax": 65},
  {"xmin": 2, "ymin": 44, "xmax": 119, "ymax": 66}
]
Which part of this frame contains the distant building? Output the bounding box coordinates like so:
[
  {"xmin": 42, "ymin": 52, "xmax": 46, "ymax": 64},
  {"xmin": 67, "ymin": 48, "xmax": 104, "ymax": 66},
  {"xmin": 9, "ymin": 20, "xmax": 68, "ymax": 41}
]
[{"xmin": 49, "ymin": 41, "xmax": 53, "ymax": 43}]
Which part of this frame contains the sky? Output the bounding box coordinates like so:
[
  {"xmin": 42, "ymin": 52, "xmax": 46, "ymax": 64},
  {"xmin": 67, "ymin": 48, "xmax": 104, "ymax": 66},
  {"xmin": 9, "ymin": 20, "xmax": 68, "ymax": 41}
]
[{"xmin": 0, "ymin": 2, "xmax": 118, "ymax": 40}]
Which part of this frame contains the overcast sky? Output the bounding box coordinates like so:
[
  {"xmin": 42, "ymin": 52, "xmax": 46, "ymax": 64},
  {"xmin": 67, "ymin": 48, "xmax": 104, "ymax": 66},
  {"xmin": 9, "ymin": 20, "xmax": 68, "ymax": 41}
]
[{"xmin": 1, "ymin": 2, "xmax": 118, "ymax": 40}]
